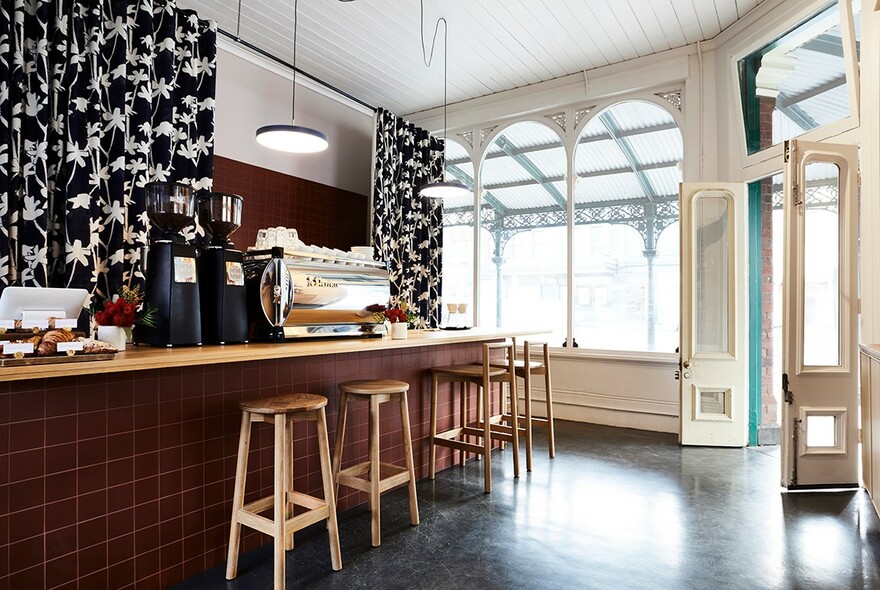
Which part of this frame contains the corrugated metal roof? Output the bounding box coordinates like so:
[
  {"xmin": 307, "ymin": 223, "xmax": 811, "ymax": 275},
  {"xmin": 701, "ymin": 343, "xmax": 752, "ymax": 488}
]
[{"xmin": 446, "ymin": 100, "xmax": 682, "ymax": 214}]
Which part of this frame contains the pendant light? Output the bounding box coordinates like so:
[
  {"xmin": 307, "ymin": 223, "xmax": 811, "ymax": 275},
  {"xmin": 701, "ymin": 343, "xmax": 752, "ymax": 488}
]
[
  {"xmin": 418, "ymin": 2, "xmax": 469, "ymax": 199},
  {"xmin": 255, "ymin": 0, "xmax": 329, "ymax": 153}
]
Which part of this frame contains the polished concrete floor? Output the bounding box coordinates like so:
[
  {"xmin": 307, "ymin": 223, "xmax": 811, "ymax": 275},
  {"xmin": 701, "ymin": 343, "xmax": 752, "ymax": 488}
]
[{"xmin": 174, "ymin": 421, "xmax": 880, "ymax": 589}]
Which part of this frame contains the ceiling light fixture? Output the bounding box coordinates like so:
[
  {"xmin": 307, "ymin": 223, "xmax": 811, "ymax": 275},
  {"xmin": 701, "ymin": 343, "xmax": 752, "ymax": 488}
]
[
  {"xmin": 255, "ymin": 0, "xmax": 329, "ymax": 153},
  {"xmin": 417, "ymin": 1, "xmax": 469, "ymax": 200}
]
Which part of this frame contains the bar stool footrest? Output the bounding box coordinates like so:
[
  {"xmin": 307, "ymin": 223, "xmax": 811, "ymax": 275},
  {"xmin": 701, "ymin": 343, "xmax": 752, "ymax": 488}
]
[
  {"xmin": 464, "ymin": 424, "xmax": 517, "ymax": 443},
  {"xmin": 338, "ymin": 461, "xmax": 413, "ymax": 494},
  {"xmin": 236, "ymin": 495, "xmax": 331, "ymax": 537},
  {"xmin": 431, "ymin": 436, "xmax": 485, "ymax": 454}
]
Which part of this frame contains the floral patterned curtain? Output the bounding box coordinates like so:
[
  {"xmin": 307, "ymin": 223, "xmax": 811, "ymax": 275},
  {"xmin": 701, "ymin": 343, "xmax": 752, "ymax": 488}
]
[
  {"xmin": 372, "ymin": 108, "xmax": 444, "ymax": 328},
  {"xmin": 0, "ymin": 0, "xmax": 216, "ymax": 299}
]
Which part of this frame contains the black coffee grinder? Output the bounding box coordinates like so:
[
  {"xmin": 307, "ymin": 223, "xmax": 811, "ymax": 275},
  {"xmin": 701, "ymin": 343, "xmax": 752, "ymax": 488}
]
[
  {"xmin": 134, "ymin": 181, "xmax": 202, "ymax": 347},
  {"xmin": 198, "ymin": 192, "xmax": 248, "ymax": 344}
]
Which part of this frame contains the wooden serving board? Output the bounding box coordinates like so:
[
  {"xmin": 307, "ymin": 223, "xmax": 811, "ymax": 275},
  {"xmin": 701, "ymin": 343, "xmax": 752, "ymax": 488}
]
[{"xmin": 0, "ymin": 353, "xmax": 116, "ymax": 367}]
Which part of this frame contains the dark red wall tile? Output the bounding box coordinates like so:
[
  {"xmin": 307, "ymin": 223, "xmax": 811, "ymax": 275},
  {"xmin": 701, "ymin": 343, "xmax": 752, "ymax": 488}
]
[
  {"xmin": 1, "ymin": 341, "xmax": 486, "ymax": 588},
  {"xmin": 212, "ymin": 155, "xmax": 369, "ymax": 252}
]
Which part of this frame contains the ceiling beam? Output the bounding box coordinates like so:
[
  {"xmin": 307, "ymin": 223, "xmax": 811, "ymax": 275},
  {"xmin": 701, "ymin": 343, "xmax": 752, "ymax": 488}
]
[
  {"xmin": 495, "ymin": 136, "xmax": 567, "ymax": 209},
  {"xmin": 801, "ymin": 33, "xmax": 860, "ymax": 59},
  {"xmin": 776, "ymin": 74, "xmax": 847, "ymax": 110},
  {"xmin": 598, "ymin": 111, "xmax": 659, "ymax": 203},
  {"xmin": 481, "ymin": 159, "xmax": 679, "ymax": 191},
  {"xmin": 777, "ymin": 100, "xmax": 819, "ymax": 131},
  {"xmin": 447, "ymin": 121, "xmax": 679, "ymax": 167},
  {"xmin": 446, "ymin": 163, "xmax": 508, "ymax": 215}
]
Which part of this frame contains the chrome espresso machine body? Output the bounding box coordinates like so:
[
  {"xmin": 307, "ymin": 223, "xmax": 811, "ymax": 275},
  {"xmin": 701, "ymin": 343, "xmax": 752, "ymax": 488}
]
[{"xmin": 243, "ymin": 248, "xmax": 391, "ymax": 341}]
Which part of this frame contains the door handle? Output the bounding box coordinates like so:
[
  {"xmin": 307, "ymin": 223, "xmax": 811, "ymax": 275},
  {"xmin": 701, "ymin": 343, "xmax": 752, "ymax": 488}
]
[{"xmin": 682, "ymin": 360, "xmax": 690, "ymax": 369}]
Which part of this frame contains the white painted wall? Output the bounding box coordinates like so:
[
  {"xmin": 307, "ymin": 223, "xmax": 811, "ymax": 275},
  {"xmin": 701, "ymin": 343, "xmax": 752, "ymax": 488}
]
[{"xmin": 214, "ymin": 40, "xmax": 375, "ymax": 196}]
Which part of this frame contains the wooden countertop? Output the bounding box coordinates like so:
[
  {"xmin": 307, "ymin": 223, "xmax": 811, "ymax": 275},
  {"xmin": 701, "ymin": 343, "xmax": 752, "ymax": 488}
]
[{"xmin": 0, "ymin": 327, "xmax": 547, "ymax": 383}]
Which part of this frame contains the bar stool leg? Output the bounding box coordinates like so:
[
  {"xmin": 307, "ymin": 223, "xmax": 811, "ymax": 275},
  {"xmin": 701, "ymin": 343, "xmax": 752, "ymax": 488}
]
[
  {"xmin": 273, "ymin": 414, "xmax": 287, "ymax": 590},
  {"xmin": 316, "ymin": 407, "xmax": 343, "ymax": 571},
  {"xmin": 475, "ymin": 383, "xmax": 483, "ymax": 462},
  {"xmin": 545, "ymin": 366, "xmax": 556, "ymax": 458},
  {"xmin": 459, "ymin": 382, "xmax": 467, "ymax": 466},
  {"xmin": 331, "ymin": 391, "xmax": 349, "ymax": 503},
  {"xmin": 429, "ymin": 374, "xmax": 438, "ymax": 479},
  {"xmin": 523, "ymin": 348, "xmax": 534, "ymax": 472},
  {"xmin": 226, "ymin": 411, "xmax": 252, "ymax": 580},
  {"xmin": 508, "ymin": 373, "xmax": 521, "ymax": 478},
  {"xmin": 398, "ymin": 390, "xmax": 420, "ymax": 526},
  {"xmin": 481, "ymin": 384, "xmax": 492, "ymax": 493},
  {"xmin": 369, "ymin": 395, "xmax": 381, "ymax": 546},
  {"xmin": 285, "ymin": 418, "xmax": 295, "ymax": 550}
]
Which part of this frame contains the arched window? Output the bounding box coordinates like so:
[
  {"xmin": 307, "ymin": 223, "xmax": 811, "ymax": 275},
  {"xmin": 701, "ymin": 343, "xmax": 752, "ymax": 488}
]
[
  {"xmin": 441, "ymin": 140, "xmax": 475, "ymax": 324},
  {"xmin": 573, "ymin": 100, "xmax": 683, "ymax": 352},
  {"xmin": 478, "ymin": 121, "xmax": 567, "ymax": 342}
]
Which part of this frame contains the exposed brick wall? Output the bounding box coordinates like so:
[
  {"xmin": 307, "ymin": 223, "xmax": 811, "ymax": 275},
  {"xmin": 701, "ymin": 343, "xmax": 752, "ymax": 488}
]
[
  {"xmin": 760, "ymin": 178, "xmax": 777, "ymax": 427},
  {"xmin": 757, "ymin": 96, "xmax": 778, "ymax": 430},
  {"xmin": 212, "ymin": 156, "xmax": 370, "ymax": 252}
]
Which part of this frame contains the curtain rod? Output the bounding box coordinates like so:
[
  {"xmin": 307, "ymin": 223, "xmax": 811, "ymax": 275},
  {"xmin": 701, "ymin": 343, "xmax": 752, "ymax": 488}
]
[{"xmin": 218, "ymin": 28, "xmax": 377, "ymax": 113}]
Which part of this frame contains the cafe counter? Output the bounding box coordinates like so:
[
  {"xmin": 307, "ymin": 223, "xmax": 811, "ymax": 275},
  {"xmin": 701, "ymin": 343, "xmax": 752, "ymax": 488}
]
[{"xmin": 0, "ymin": 328, "xmax": 540, "ymax": 589}]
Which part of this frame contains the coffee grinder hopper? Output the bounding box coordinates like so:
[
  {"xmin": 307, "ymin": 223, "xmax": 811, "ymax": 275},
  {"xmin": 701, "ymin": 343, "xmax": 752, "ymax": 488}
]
[
  {"xmin": 199, "ymin": 192, "xmax": 243, "ymax": 248},
  {"xmin": 145, "ymin": 182, "xmax": 196, "ymax": 241}
]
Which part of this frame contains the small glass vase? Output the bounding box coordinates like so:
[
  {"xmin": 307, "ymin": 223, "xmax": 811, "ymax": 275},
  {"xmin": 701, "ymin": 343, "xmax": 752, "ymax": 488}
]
[
  {"xmin": 390, "ymin": 322, "xmax": 408, "ymax": 340},
  {"xmin": 97, "ymin": 325, "xmax": 129, "ymax": 351}
]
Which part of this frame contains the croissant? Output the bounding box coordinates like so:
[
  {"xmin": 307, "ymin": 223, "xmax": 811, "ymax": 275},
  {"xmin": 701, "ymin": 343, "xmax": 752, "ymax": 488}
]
[{"xmin": 37, "ymin": 329, "xmax": 76, "ymax": 356}]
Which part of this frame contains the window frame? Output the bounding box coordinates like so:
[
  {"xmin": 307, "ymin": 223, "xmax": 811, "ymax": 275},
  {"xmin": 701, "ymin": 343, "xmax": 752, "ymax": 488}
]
[
  {"xmin": 729, "ymin": 0, "xmax": 861, "ymax": 175},
  {"xmin": 445, "ymin": 94, "xmax": 685, "ymax": 356}
]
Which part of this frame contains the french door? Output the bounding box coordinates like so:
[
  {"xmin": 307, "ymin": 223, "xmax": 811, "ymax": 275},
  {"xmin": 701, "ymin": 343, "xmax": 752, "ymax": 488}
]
[
  {"xmin": 780, "ymin": 140, "xmax": 859, "ymax": 489},
  {"xmin": 679, "ymin": 183, "xmax": 749, "ymax": 446}
]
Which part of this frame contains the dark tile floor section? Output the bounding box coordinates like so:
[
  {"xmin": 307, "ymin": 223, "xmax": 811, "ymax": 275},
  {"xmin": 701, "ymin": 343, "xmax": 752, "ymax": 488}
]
[{"xmin": 172, "ymin": 421, "xmax": 880, "ymax": 590}]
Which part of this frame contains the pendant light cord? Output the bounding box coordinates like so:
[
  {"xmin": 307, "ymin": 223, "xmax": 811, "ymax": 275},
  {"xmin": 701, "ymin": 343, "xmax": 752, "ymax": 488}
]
[
  {"xmin": 235, "ymin": 0, "xmax": 243, "ymax": 38},
  {"xmin": 291, "ymin": 0, "xmax": 299, "ymax": 123},
  {"xmin": 419, "ymin": 0, "xmax": 450, "ymax": 165}
]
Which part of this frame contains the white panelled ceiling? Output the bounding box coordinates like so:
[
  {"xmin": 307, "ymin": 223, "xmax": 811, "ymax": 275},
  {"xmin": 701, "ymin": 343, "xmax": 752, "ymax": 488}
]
[{"xmin": 178, "ymin": 0, "xmax": 765, "ymax": 115}]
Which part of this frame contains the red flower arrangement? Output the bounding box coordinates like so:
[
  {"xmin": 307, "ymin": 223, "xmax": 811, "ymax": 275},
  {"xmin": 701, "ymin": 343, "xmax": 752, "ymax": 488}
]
[
  {"xmin": 366, "ymin": 301, "xmax": 418, "ymax": 326},
  {"xmin": 93, "ymin": 285, "xmax": 157, "ymax": 329}
]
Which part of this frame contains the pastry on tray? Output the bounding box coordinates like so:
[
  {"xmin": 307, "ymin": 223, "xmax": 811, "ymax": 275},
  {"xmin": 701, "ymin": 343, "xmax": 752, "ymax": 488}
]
[
  {"xmin": 37, "ymin": 329, "xmax": 76, "ymax": 355},
  {"xmin": 76, "ymin": 337, "xmax": 118, "ymax": 354}
]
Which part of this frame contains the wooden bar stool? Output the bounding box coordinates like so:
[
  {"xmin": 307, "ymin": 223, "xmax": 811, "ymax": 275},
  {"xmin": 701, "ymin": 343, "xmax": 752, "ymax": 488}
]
[
  {"xmin": 429, "ymin": 341, "xmax": 520, "ymax": 493},
  {"xmin": 226, "ymin": 393, "xmax": 342, "ymax": 590},
  {"xmin": 332, "ymin": 379, "xmax": 419, "ymax": 547},
  {"xmin": 494, "ymin": 340, "xmax": 556, "ymax": 471}
]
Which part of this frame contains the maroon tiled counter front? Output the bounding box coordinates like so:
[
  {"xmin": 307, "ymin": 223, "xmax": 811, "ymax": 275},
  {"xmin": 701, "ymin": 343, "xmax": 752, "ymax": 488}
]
[{"xmin": 0, "ymin": 338, "xmax": 509, "ymax": 589}]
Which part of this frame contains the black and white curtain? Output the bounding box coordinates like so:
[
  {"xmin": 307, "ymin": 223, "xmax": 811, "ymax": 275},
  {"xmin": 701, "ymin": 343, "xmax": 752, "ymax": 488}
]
[
  {"xmin": 372, "ymin": 108, "xmax": 444, "ymax": 328},
  {"xmin": 0, "ymin": 0, "xmax": 216, "ymax": 299}
]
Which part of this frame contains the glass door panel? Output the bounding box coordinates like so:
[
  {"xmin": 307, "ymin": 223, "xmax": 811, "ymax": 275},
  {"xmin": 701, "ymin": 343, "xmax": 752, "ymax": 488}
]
[
  {"xmin": 695, "ymin": 195, "xmax": 731, "ymax": 355},
  {"xmin": 802, "ymin": 162, "xmax": 841, "ymax": 367}
]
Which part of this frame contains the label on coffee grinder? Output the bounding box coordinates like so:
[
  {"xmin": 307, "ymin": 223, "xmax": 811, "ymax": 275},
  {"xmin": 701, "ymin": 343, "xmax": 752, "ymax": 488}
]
[
  {"xmin": 173, "ymin": 257, "xmax": 197, "ymax": 283},
  {"xmin": 225, "ymin": 261, "xmax": 244, "ymax": 286}
]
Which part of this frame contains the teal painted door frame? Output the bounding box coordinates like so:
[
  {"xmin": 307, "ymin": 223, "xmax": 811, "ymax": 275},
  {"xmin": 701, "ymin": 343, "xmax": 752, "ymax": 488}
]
[{"xmin": 747, "ymin": 181, "xmax": 763, "ymax": 447}]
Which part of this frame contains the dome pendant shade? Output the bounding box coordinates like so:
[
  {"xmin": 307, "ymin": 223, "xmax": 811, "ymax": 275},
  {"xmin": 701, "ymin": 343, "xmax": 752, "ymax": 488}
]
[
  {"xmin": 255, "ymin": 124, "xmax": 329, "ymax": 153},
  {"xmin": 419, "ymin": 179, "xmax": 469, "ymax": 199}
]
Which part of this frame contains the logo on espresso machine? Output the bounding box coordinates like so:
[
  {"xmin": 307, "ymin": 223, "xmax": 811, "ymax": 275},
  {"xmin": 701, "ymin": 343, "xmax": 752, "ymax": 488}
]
[{"xmin": 304, "ymin": 275, "xmax": 339, "ymax": 289}]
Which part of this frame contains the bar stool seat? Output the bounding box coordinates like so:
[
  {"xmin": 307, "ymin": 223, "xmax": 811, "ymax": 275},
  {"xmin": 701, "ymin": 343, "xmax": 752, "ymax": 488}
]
[
  {"xmin": 239, "ymin": 393, "xmax": 328, "ymax": 414},
  {"xmin": 429, "ymin": 342, "xmax": 520, "ymax": 493},
  {"xmin": 227, "ymin": 393, "xmax": 342, "ymax": 590},
  {"xmin": 332, "ymin": 379, "xmax": 419, "ymax": 547}
]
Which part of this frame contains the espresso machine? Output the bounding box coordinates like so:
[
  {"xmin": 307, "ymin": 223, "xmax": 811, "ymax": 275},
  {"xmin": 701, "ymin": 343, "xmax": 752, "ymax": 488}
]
[
  {"xmin": 198, "ymin": 192, "xmax": 248, "ymax": 344},
  {"xmin": 134, "ymin": 182, "xmax": 202, "ymax": 347}
]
